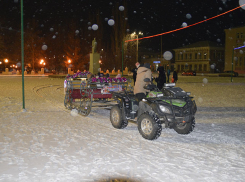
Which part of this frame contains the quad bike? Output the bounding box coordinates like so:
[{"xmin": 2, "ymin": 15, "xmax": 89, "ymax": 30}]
[{"xmin": 110, "ymin": 78, "xmax": 197, "ymax": 140}]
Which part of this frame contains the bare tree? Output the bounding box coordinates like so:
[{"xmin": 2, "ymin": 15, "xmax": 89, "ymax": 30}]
[
  {"xmin": 109, "ymin": 1, "xmax": 129, "ymax": 71},
  {"xmin": 24, "ymin": 19, "xmax": 43, "ymax": 71}
]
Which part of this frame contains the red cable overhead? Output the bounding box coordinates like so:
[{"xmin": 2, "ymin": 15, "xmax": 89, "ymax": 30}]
[{"xmin": 125, "ymin": 4, "xmax": 245, "ymax": 42}]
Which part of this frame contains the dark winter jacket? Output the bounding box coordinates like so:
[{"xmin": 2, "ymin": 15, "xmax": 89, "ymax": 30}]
[
  {"xmin": 155, "ymin": 66, "xmax": 166, "ymax": 90},
  {"xmin": 132, "ymin": 67, "xmax": 138, "ymax": 81},
  {"xmin": 173, "ymin": 71, "xmax": 178, "ymax": 82}
]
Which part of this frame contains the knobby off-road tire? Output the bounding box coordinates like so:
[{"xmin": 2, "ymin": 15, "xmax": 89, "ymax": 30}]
[
  {"xmin": 110, "ymin": 105, "xmax": 128, "ymax": 129},
  {"xmin": 173, "ymin": 117, "xmax": 195, "ymax": 134},
  {"xmin": 137, "ymin": 112, "xmax": 162, "ymax": 140}
]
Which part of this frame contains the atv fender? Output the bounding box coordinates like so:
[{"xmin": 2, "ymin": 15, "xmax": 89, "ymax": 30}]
[
  {"xmin": 137, "ymin": 101, "xmax": 152, "ymax": 117},
  {"xmin": 150, "ymin": 103, "xmax": 163, "ymax": 116}
]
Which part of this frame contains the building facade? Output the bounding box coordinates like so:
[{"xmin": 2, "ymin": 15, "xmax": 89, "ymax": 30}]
[
  {"xmin": 173, "ymin": 41, "xmax": 225, "ymax": 73},
  {"xmin": 224, "ymin": 26, "xmax": 245, "ymax": 74},
  {"xmin": 139, "ymin": 50, "xmax": 174, "ymax": 72}
]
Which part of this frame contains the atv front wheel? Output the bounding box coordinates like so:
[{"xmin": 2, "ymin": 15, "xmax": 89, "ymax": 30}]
[
  {"xmin": 110, "ymin": 105, "xmax": 128, "ymax": 129},
  {"xmin": 137, "ymin": 112, "xmax": 162, "ymax": 140},
  {"xmin": 173, "ymin": 117, "xmax": 195, "ymax": 134}
]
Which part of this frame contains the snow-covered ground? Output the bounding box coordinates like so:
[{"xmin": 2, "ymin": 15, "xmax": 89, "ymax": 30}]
[{"xmin": 0, "ymin": 75, "xmax": 245, "ymax": 182}]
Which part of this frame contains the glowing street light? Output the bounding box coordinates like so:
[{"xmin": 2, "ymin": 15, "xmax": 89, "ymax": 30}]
[
  {"xmin": 68, "ymin": 59, "xmax": 71, "ymax": 64},
  {"xmin": 40, "ymin": 59, "xmax": 46, "ymax": 67},
  {"xmin": 4, "ymin": 59, "xmax": 9, "ymax": 68},
  {"xmin": 131, "ymin": 32, "xmax": 143, "ymax": 62}
]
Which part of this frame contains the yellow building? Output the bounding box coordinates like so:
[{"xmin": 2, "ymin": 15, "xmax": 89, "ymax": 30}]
[
  {"xmin": 173, "ymin": 41, "xmax": 224, "ymax": 73},
  {"xmin": 224, "ymin": 26, "xmax": 245, "ymax": 74}
]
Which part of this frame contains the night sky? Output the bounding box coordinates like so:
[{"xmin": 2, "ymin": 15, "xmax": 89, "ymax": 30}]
[{"xmin": 1, "ymin": 0, "xmax": 245, "ymax": 51}]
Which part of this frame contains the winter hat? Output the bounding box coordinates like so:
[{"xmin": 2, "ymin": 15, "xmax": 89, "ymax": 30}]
[
  {"xmin": 144, "ymin": 63, "xmax": 151, "ymax": 69},
  {"xmin": 157, "ymin": 66, "xmax": 164, "ymax": 72}
]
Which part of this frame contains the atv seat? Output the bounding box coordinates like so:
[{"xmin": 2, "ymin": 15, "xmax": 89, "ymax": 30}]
[{"xmin": 143, "ymin": 84, "xmax": 157, "ymax": 91}]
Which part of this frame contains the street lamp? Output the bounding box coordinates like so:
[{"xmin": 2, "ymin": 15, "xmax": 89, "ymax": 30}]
[
  {"xmin": 131, "ymin": 31, "xmax": 143, "ymax": 62},
  {"xmin": 4, "ymin": 59, "xmax": 8, "ymax": 68},
  {"xmin": 40, "ymin": 59, "xmax": 45, "ymax": 67}
]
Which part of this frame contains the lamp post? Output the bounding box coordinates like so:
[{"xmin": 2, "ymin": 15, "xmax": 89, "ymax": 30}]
[
  {"xmin": 67, "ymin": 59, "xmax": 72, "ymax": 74},
  {"xmin": 4, "ymin": 59, "xmax": 8, "ymax": 68},
  {"xmin": 40, "ymin": 59, "xmax": 46, "ymax": 67},
  {"xmin": 231, "ymin": 48, "xmax": 234, "ymax": 82},
  {"xmin": 132, "ymin": 31, "xmax": 143, "ymax": 63}
]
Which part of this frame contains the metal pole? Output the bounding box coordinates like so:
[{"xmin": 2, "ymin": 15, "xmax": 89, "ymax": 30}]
[
  {"xmin": 161, "ymin": 35, "xmax": 162, "ymax": 58},
  {"xmin": 122, "ymin": 41, "xmax": 124, "ymax": 77},
  {"xmin": 231, "ymin": 48, "xmax": 234, "ymax": 82},
  {"xmin": 21, "ymin": 0, "xmax": 25, "ymax": 109},
  {"xmin": 136, "ymin": 35, "xmax": 138, "ymax": 62}
]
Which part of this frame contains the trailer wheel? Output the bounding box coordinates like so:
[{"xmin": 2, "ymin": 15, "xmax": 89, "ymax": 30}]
[
  {"xmin": 137, "ymin": 112, "xmax": 162, "ymax": 140},
  {"xmin": 110, "ymin": 105, "xmax": 128, "ymax": 129},
  {"xmin": 78, "ymin": 95, "xmax": 92, "ymax": 116}
]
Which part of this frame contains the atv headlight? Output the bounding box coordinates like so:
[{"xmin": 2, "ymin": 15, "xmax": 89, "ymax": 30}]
[{"xmin": 159, "ymin": 105, "xmax": 172, "ymax": 114}]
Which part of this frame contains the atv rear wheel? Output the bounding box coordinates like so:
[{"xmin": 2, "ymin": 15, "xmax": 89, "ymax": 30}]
[
  {"xmin": 110, "ymin": 105, "xmax": 128, "ymax": 129},
  {"xmin": 137, "ymin": 112, "xmax": 162, "ymax": 140},
  {"xmin": 173, "ymin": 117, "xmax": 195, "ymax": 134}
]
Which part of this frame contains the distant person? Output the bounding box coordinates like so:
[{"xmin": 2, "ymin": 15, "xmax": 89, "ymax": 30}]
[
  {"xmin": 134, "ymin": 63, "xmax": 152, "ymax": 101},
  {"xmin": 173, "ymin": 70, "xmax": 178, "ymax": 83},
  {"xmin": 131, "ymin": 62, "xmax": 140, "ymax": 85},
  {"xmin": 167, "ymin": 68, "xmax": 171, "ymax": 83},
  {"xmin": 155, "ymin": 66, "xmax": 166, "ymax": 90},
  {"xmin": 98, "ymin": 68, "xmax": 104, "ymax": 77}
]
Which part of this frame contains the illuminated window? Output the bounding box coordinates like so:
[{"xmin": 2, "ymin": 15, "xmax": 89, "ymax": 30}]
[{"xmin": 204, "ymin": 53, "xmax": 207, "ymax": 59}]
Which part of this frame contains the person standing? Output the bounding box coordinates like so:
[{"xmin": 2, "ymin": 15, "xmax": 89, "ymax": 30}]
[
  {"xmin": 131, "ymin": 62, "xmax": 140, "ymax": 86},
  {"xmin": 173, "ymin": 70, "xmax": 178, "ymax": 83},
  {"xmin": 134, "ymin": 63, "xmax": 152, "ymax": 101},
  {"xmin": 167, "ymin": 68, "xmax": 171, "ymax": 83},
  {"xmin": 155, "ymin": 66, "xmax": 166, "ymax": 90}
]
